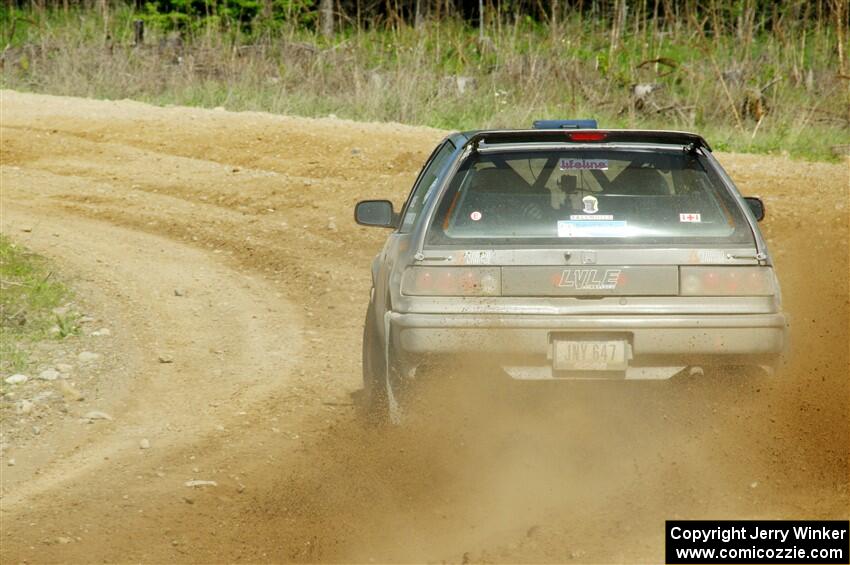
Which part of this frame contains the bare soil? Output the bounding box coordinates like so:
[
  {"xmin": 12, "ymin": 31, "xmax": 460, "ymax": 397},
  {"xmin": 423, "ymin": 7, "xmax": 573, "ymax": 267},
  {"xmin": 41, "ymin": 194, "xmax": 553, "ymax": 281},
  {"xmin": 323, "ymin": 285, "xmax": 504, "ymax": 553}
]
[{"xmin": 1, "ymin": 91, "xmax": 847, "ymax": 563}]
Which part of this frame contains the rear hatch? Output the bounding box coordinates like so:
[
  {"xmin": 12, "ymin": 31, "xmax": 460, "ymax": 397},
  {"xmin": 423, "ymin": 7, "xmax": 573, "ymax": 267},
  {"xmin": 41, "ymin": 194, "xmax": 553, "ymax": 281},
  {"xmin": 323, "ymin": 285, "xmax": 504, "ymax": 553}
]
[{"xmin": 403, "ymin": 145, "xmax": 773, "ymax": 304}]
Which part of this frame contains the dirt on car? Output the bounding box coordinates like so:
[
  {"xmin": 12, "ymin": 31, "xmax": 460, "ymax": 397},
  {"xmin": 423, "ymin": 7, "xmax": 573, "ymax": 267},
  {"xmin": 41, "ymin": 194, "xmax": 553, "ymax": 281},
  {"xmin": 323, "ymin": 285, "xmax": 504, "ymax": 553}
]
[{"xmin": 0, "ymin": 90, "xmax": 847, "ymax": 563}]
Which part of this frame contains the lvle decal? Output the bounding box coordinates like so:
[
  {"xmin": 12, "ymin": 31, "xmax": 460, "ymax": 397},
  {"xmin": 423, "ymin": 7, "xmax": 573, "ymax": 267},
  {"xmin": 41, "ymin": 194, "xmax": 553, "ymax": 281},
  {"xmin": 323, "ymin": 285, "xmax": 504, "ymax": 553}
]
[{"xmin": 558, "ymin": 268, "xmax": 622, "ymax": 290}]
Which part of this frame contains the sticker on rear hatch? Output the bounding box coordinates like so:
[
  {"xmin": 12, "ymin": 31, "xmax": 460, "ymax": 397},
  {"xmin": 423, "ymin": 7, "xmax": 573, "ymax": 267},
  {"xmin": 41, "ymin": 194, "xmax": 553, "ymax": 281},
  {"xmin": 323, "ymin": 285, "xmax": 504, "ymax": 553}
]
[
  {"xmin": 559, "ymin": 158, "xmax": 609, "ymax": 171},
  {"xmin": 570, "ymin": 214, "xmax": 614, "ymax": 221},
  {"xmin": 679, "ymin": 213, "xmax": 701, "ymax": 222},
  {"xmin": 697, "ymin": 249, "xmax": 727, "ymax": 263},
  {"xmin": 581, "ymin": 194, "xmax": 599, "ymax": 214},
  {"xmin": 558, "ymin": 268, "xmax": 622, "ymax": 290},
  {"xmin": 463, "ymin": 250, "xmax": 493, "ymax": 265},
  {"xmin": 558, "ymin": 220, "xmax": 628, "ymax": 238}
]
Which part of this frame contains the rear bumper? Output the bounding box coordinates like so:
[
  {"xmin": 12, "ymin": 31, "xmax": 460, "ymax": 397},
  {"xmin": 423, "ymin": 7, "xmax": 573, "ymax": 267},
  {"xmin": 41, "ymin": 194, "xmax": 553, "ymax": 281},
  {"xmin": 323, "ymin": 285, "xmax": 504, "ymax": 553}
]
[{"xmin": 390, "ymin": 312, "xmax": 787, "ymax": 360}]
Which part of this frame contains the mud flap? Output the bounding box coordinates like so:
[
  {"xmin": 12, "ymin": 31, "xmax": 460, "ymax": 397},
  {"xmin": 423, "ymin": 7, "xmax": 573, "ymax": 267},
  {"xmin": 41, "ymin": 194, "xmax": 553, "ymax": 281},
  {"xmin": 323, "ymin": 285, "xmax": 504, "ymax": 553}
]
[{"xmin": 384, "ymin": 311, "xmax": 402, "ymax": 425}]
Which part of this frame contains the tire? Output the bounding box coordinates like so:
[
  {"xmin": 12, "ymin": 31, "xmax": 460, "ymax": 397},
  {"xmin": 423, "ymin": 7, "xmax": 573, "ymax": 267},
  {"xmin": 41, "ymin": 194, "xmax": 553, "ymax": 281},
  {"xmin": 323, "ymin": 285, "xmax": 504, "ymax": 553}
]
[
  {"xmin": 361, "ymin": 299, "xmax": 411, "ymax": 425},
  {"xmin": 361, "ymin": 300, "xmax": 389, "ymax": 422}
]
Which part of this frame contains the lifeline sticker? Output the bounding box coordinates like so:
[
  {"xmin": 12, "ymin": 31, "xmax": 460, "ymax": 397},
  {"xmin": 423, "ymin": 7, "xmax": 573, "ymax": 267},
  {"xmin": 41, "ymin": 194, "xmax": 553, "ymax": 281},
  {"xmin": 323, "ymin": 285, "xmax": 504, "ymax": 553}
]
[
  {"xmin": 679, "ymin": 213, "xmax": 701, "ymax": 222},
  {"xmin": 470, "ymin": 210, "xmax": 482, "ymax": 221},
  {"xmin": 558, "ymin": 220, "xmax": 628, "ymax": 238},
  {"xmin": 559, "ymin": 158, "xmax": 609, "ymax": 171},
  {"xmin": 582, "ymin": 195, "xmax": 599, "ymax": 214},
  {"xmin": 463, "ymin": 250, "xmax": 493, "ymax": 265},
  {"xmin": 570, "ymin": 214, "xmax": 613, "ymax": 221}
]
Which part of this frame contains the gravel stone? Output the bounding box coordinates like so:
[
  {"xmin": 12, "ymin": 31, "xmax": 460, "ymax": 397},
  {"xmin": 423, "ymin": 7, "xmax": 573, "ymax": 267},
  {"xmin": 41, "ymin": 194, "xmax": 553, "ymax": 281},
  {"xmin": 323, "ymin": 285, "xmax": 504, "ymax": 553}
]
[
  {"xmin": 38, "ymin": 369, "xmax": 60, "ymax": 381},
  {"xmin": 4, "ymin": 374, "xmax": 29, "ymax": 385},
  {"xmin": 77, "ymin": 351, "xmax": 101, "ymax": 363},
  {"xmin": 185, "ymin": 480, "xmax": 218, "ymax": 488}
]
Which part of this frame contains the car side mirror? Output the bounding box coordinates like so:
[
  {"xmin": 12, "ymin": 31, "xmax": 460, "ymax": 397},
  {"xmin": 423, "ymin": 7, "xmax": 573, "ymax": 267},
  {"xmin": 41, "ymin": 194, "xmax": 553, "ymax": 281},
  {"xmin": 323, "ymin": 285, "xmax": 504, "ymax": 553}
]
[
  {"xmin": 355, "ymin": 200, "xmax": 397, "ymax": 228},
  {"xmin": 744, "ymin": 197, "xmax": 765, "ymax": 222}
]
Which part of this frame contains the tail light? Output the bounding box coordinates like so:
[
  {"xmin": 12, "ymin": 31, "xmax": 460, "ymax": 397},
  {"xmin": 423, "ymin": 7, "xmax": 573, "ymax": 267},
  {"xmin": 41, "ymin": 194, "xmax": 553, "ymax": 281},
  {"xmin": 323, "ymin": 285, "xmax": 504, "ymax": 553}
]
[
  {"xmin": 680, "ymin": 267, "xmax": 777, "ymax": 296},
  {"xmin": 402, "ymin": 267, "xmax": 501, "ymax": 296}
]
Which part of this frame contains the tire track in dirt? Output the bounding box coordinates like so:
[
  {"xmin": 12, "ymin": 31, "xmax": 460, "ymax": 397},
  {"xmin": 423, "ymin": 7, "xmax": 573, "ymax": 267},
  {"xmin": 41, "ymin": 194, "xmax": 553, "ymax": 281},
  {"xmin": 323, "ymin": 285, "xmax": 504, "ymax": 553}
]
[
  {"xmin": 0, "ymin": 91, "xmax": 847, "ymax": 563},
  {"xmin": 1, "ymin": 201, "xmax": 304, "ymax": 503}
]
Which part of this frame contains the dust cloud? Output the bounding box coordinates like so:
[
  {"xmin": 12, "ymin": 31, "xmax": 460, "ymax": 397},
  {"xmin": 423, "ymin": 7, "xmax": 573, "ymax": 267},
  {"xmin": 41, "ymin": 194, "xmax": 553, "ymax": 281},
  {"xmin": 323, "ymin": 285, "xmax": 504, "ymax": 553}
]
[
  {"xmin": 235, "ymin": 156, "xmax": 849, "ymax": 563},
  {"xmin": 0, "ymin": 92, "xmax": 846, "ymax": 563}
]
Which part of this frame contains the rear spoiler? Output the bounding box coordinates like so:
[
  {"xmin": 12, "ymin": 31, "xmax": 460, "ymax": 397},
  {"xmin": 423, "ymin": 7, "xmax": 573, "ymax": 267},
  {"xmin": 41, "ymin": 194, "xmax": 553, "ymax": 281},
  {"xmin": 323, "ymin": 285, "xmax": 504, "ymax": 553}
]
[{"xmin": 466, "ymin": 129, "xmax": 712, "ymax": 152}]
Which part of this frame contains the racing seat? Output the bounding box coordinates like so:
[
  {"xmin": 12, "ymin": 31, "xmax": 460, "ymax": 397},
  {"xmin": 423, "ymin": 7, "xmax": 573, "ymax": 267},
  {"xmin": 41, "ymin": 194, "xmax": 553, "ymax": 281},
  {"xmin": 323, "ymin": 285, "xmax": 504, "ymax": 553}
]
[
  {"xmin": 607, "ymin": 165, "xmax": 671, "ymax": 196},
  {"xmin": 462, "ymin": 167, "xmax": 527, "ymax": 219},
  {"xmin": 451, "ymin": 167, "xmax": 552, "ymax": 235}
]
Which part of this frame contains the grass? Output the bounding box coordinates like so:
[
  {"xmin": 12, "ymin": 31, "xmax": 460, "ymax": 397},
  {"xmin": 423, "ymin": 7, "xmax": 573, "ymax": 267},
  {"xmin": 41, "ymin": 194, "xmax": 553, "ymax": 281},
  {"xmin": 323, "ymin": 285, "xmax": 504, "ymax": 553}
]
[
  {"xmin": 1, "ymin": 5, "xmax": 848, "ymax": 161},
  {"xmin": 0, "ymin": 235, "xmax": 78, "ymax": 375}
]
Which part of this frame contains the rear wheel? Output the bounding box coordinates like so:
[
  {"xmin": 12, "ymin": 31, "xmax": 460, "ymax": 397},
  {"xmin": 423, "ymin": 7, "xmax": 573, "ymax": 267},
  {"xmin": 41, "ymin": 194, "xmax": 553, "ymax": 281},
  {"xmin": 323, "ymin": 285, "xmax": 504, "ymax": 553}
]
[
  {"xmin": 361, "ymin": 299, "xmax": 409, "ymax": 424},
  {"xmin": 361, "ymin": 300, "xmax": 388, "ymax": 422}
]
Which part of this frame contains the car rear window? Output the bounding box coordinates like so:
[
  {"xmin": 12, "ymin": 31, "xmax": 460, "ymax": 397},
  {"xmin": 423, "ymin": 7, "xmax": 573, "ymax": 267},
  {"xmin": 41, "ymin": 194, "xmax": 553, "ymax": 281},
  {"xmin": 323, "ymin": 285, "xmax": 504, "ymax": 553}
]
[{"xmin": 426, "ymin": 148, "xmax": 753, "ymax": 245}]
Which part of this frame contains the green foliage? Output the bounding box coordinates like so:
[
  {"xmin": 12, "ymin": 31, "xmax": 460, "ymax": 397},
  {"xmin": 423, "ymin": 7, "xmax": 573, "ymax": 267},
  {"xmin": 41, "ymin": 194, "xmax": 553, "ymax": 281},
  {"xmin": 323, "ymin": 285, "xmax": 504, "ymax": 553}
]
[
  {"xmin": 0, "ymin": 235, "xmax": 77, "ymax": 374},
  {"xmin": 136, "ymin": 0, "xmax": 317, "ymax": 32},
  {"xmin": 1, "ymin": 3, "xmax": 847, "ymax": 162},
  {"xmin": 54, "ymin": 313, "xmax": 80, "ymax": 339}
]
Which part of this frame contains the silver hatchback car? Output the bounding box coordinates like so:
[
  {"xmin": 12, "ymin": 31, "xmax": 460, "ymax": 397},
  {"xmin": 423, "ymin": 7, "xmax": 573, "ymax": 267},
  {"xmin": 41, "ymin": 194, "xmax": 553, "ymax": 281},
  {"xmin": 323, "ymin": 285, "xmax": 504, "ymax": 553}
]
[{"xmin": 356, "ymin": 121, "xmax": 788, "ymax": 422}]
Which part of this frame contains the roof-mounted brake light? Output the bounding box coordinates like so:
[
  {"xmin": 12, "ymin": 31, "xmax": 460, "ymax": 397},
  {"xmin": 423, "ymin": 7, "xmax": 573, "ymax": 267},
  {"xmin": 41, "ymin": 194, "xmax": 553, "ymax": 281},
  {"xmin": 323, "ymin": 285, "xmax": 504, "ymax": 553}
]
[
  {"xmin": 533, "ymin": 119, "xmax": 598, "ymax": 130},
  {"xmin": 569, "ymin": 131, "xmax": 608, "ymax": 142}
]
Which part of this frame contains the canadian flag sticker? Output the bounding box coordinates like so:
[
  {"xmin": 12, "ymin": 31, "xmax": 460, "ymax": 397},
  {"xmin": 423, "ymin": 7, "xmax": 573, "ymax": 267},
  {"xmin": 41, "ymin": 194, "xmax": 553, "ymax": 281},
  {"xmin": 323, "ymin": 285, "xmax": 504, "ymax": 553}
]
[{"xmin": 679, "ymin": 213, "xmax": 701, "ymax": 223}]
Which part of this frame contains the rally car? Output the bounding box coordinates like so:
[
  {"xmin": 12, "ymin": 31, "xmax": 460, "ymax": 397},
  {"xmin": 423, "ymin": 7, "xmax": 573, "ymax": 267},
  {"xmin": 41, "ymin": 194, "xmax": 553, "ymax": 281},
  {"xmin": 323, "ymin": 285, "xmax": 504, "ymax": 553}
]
[{"xmin": 355, "ymin": 120, "xmax": 788, "ymax": 422}]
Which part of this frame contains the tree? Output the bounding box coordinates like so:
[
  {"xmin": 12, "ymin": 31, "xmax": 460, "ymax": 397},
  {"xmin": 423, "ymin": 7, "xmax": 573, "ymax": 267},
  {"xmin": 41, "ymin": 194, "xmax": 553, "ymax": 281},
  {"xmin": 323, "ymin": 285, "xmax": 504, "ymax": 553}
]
[{"xmin": 320, "ymin": 0, "xmax": 333, "ymax": 37}]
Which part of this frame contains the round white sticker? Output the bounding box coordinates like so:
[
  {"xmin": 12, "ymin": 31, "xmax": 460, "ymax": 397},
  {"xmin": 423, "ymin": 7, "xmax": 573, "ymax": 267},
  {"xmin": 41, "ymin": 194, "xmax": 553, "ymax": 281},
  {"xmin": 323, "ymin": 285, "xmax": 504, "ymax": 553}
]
[
  {"xmin": 470, "ymin": 211, "xmax": 482, "ymax": 221},
  {"xmin": 582, "ymin": 195, "xmax": 599, "ymax": 214}
]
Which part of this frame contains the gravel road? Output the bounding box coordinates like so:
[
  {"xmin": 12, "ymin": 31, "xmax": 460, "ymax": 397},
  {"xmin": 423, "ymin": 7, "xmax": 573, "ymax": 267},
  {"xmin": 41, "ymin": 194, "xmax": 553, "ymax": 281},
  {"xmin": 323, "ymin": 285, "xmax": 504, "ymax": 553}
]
[{"xmin": 1, "ymin": 91, "xmax": 847, "ymax": 563}]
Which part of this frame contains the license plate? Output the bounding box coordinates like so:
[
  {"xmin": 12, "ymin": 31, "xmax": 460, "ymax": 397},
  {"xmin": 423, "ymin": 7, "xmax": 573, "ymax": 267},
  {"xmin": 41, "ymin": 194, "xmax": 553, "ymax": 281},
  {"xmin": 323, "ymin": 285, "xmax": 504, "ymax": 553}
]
[{"xmin": 553, "ymin": 340, "xmax": 627, "ymax": 371}]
